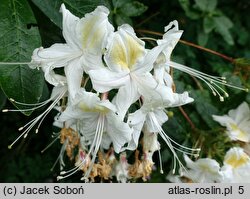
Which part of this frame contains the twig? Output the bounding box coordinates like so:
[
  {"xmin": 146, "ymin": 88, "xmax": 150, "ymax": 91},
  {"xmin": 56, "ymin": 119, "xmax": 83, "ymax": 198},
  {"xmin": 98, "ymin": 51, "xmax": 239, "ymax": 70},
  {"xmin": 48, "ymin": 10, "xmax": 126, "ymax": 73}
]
[
  {"xmin": 178, "ymin": 106, "xmax": 196, "ymax": 130},
  {"xmin": 136, "ymin": 29, "xmax": 235, "ymax": 63}
]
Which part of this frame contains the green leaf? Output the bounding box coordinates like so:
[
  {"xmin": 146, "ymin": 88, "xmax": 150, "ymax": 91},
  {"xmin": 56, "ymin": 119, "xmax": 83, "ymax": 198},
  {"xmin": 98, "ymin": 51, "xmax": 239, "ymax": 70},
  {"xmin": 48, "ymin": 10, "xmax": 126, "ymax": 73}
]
[
  {"xmin": 198, "ymin": 31, "xmax": 209, "ymax": 46},
  {"xmin": 0, "ymin": 89, "xmax": 7, "ymax": 110},
  {"xmin": 234, "ymin": 58, "xmax": 250, "ymax": 67},
  {"xmin": 121, "ymin": 1, "xmax": 148, "ymax": 17},
  {"xmin": 32, "ymin": 0, "xmax": 111, "ymax": 28},
  {"xmin": 194, "ymin": 0, "xmax": 217, "ymax": 12},
  {"xmin": 112, "ymin": 0, "xmax": 130, "ymax": 9},
  {"xmin": 191, "ymin": 90, "xmax": 219, "ymax": 128},
  {"xmin": 0, "ymin": 0, "xmax": 44, "ymax": 115},
  {"xmin": 115, "ymin": 13, "xmax": 133, "ymax": 26},
  {"xmin": 214, "ymin": 16, "xmax": 234, "ymax": 45},
  {"xmin": 178, "ymin": 0, "xmax": 200, "ymax": 19},
  {"xmin": 203, "ymin": 17, "xmax": 216, "ymax": 34}
]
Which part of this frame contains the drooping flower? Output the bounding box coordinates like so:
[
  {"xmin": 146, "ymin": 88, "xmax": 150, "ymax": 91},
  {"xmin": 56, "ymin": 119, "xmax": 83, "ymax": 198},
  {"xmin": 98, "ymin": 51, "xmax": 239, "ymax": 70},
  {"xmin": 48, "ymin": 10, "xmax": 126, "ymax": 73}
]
[
  {"xmin": 181, "ymin": 155, "xmax": 223, "ymax": 183},
  {"xmin": 30, "ymin": 4, "xmax": 114, "ymax": 100},
  {"xmin": 221, "ymin": 147, "xmax": 250, "ymax": 183},
  {"xmin": 125, "ymin": 84, "xmax": 199, "ymax": 173},
  {"xmin": 56, "ymin": 89, "xmax": 132, "ymax": 180},
  {"xmin": 212, "ymin": 102, "xmax": 250, "ymax": 142},
  {"xmin": 156, "ymin": 21, "xmax": 247, "ymax": 101}
]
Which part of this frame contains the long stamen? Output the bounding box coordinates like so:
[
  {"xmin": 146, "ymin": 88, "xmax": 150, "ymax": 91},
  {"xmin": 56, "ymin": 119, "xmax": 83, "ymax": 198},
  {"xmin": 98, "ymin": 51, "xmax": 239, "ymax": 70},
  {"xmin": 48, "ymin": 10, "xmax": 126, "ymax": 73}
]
[
  {"xmin": 157, "ymin": 148, "xmax": 164, "ymax": 174},
  {"xmin": 41, "ymin": 134, "xmax": 60, "ymax": 153},
  {"xmin": 167, "ymin": 61, "xmax": 248, "ymax": 100},
  {"xmin": 51, "ymin": 141, "xmax": 68, "ymax": 171},
  {"xmin": 148, "ymin": 113, "xmax": 191, "ymax": 173},
  {"xmin": 58, "ymin": 114, "xmax": 105, "ymax": 181},
  {"xmin": 7, "ymin": 88, "xmax": 66, "ymax": 149},
  {"xmin": 83, "ymin": 115, "xmax": 105, "ymax": 179}
]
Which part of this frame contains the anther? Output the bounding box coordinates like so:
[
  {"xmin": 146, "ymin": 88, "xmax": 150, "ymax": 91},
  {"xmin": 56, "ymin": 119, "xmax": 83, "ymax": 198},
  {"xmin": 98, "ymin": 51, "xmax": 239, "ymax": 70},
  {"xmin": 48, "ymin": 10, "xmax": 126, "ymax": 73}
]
[
  {"xmin": 2, "ymin": 109, "xmax": 8, "ymax": 112},
  {"xmin": 57, "ymin": 176, "xmax": 63, "ymax": 181},
  {"xmin": 60, "ymin": 171, "xmax": 67, "ymax": 175}
]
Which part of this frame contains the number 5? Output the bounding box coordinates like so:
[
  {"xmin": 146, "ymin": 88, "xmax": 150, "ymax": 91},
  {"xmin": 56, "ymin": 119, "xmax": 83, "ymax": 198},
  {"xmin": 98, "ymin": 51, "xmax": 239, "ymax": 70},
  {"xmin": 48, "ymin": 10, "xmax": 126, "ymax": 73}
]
[{"xmin": 238, "ymin": 186, "xmax": 244, "ymax": 194}]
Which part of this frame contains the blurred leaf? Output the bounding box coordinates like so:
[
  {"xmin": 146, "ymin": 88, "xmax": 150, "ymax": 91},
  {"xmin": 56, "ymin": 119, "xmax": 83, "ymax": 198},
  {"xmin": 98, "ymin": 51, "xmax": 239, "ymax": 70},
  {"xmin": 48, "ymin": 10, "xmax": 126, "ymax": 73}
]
[
  {"xmin": 214, "ymin": 16, "xmax": 234, "ymax": 45},
  {"xmin": 115, "ymin": 13, "xmax": 133, "ymax": 26},
  {"xmin": 203, "ymin": 17, "xmax": 216, "ymax": 33},
  {"xmin": 121, "ymin": 1, "xmax": 148, "ymax": 17},
  {"xmin": 234, "ymin": 58, "xmax": 250, "ymax": 67},
  {"xmin": 198, "ymin": 31, "xmax": 209, "ymax": 46},
  {"xmin": 32, "ymin": 0, "xmax": 111, "ymax": 28},
  {"xmin": 112, "ymin": 0, "xmax": 129, "ymax": 9},
  {"xmin": 0, "ymin": 89, "xmax": 7, "ymax": 110},
  {"xmin": 194, "ymin": 0, "xmax": 217, "ymax": 12},
  {"xmin": 0, "ymin": 0, "xmax": 44, "ymax": 115},
  {"xmin": 178, "ymin": 0, "xmax": 200, "ymax": 19},
  {"xmin": 191, "ymin": 90, "xmax": 218, "ymax": 128}
]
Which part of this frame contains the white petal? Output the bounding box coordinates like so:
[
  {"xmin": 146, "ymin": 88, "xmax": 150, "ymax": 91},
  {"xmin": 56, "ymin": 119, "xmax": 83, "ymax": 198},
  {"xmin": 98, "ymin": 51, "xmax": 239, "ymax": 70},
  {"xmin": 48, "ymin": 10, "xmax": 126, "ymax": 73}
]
[
  {"xmin": 133, "ymin": 41, "xmax": 172, "ymax": 74},
  {"xmin": 112, "ymin": 79, "xmax": 140, "ymax": 119},
  {"xmin": 31, "ymin": 44, "xmax": 82, "ymax": 68},
  {"xmin": 124, "ymin": 109, "xmax": 146, "ymax": 151},
  {"xmin": 75, "ymin": 6, "xmax": 114, "ymax": 54},
  {"xmin": 82, "ymin": 52, "xmax": 106, "ymax": 73},
  {"xmin": 212, "ymin": 115, "xmax": 235, "ymax": 127},
  {"xmin": 64, "ymin": 57, "xmax": 84, "ymax": 100},
  {"xmin": 157, "ymin": 20, "xmax": 183, "ymax": 61},
  {"xmin": 60, "ymin": 4, "xmax": 81, "ymax": 50},
  {"xmin": 170, "ymin": 91, "xmax": 194, "ymax": 107},
  {"xmin": 42, "ymin": 64, "xmax": 66, "ymax": 86},
  {"xmin": 88, "ymin": 68, "xmax": 129, "ymax": 92},
  {"xmin": 105, "ymin": 24, "xmax": 146, "ymax": 72},
  {"xmin": 106, "ymin": 113, "xmax": 132, "ymax": 153},
  {"xmin": 228, "ymin": 102, "xmax": 250, "ymax": 124}
]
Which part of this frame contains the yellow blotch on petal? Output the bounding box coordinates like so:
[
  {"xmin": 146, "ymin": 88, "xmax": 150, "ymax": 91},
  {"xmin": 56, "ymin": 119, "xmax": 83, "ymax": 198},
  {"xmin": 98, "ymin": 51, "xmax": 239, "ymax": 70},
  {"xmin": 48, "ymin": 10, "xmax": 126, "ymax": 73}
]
[
  {"xmin": 81, "ymin": 16, "xmax": 102, "ymax": 50},
  {"xmin": 79, "ymin": 102, "xmax": 109, "ymax": 114},
  {"xmin": 225, "ymin": 152, "xmax": 249, "ymax": 168},
  {"xmin": 110, "ymin": 34, "xmax": 144, "ymax": 70},
  {"xmin": 230, "ymin": 123, "xmax": 248, "ymax": 142}
]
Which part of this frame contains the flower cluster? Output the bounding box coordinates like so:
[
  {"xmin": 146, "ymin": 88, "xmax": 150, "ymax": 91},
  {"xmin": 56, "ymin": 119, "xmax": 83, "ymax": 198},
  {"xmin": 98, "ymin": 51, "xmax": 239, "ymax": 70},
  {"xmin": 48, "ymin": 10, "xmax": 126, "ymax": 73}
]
[
  {"xmin": 168, "ymin": 102, "xmax": 250, "ymax": 183},
  {"xmin": 167, "ymin": 147, "xmax": 250, "ymax": 183},
  {"xmin": 4, "ymin": 4, "xmax": 248, "ymax": 182}
]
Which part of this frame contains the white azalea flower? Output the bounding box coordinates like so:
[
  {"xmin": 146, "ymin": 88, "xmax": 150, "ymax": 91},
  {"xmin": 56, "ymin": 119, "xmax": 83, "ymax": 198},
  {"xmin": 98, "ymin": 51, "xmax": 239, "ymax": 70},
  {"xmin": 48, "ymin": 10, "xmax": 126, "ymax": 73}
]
[
  {"xmin": 212, "ymin": 102, "xmax": 250, "ymax": 142},
  {"xmin": 56, "ymin": 89, "xmax": 132, "ymax": 179},
  {"xmin": 154, "ymin": 20, "xmax": 183, "ymax": 87},
  {"xmin": 221, "ymin": 147, "xmax": 250, "ymax": 183},
  {"xmin": 182, "ymin": 155, "xmax": 223, "ymax": 183},
  {"xmin": 157, "ymin": 21, "xmax": 247, "ymax": 101},
  {"xmin": 88, "ymin": 24, "xmax": 173, "ymax": 119},
  {"xmin": 125, "ymin": 84, "xmax": 198, "ymax": 173},
  {"xmin": 30, "ymin": 4, "xmax": 114, "ymax": 99}
]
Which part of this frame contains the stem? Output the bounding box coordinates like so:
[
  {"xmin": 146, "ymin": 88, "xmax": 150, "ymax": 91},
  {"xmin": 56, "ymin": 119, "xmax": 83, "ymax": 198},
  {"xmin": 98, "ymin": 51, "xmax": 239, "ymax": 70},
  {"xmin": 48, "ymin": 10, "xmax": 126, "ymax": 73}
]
[
  {"xmin": 178, "ymin": 107, "xmax": 196, "ymax": 130},
  {"xmin": 136, "ymin": 29, "xmax": 235, "ymax": 63},
  {"xmin": 135, "ymin": 12, "xmax": 160, "ymax": 27}
]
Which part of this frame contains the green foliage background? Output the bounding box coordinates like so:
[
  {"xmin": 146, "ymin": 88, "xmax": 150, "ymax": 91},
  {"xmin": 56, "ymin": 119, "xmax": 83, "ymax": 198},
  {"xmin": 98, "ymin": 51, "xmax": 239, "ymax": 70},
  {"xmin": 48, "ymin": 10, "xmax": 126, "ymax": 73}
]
[{"xmin": 0, "ymin": 0, "xmax": 249, "ymax": 182}]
